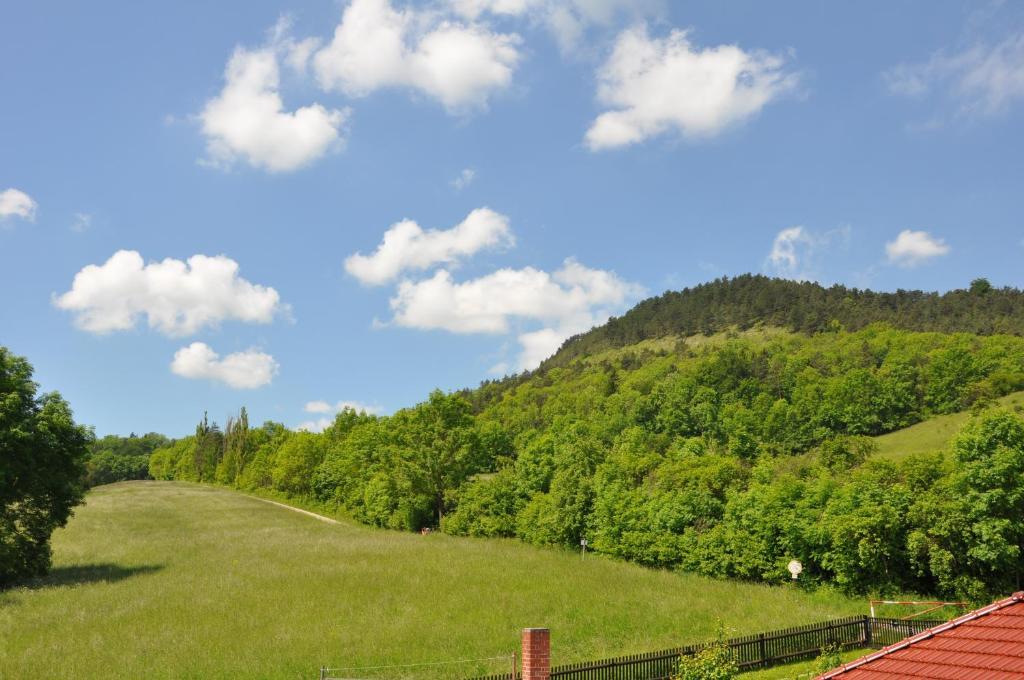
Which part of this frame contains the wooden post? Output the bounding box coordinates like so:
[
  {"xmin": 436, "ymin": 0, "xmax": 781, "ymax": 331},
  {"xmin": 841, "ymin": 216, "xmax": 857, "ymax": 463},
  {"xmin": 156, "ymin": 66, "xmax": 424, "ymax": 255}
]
[
  {"xmin": 319, "ymin": 666, "xmax": 326, "ymax": 680},
  {"xmin": 512, "ymin": 651, "xmax": 518, "ymax": 679},
  {"xmin": 758, "ymin": 633, "xmax": 767, "ymax": 667},
  {"xmin": 863, "ymin": 615, "xmax": 873, "ymax": 647}
]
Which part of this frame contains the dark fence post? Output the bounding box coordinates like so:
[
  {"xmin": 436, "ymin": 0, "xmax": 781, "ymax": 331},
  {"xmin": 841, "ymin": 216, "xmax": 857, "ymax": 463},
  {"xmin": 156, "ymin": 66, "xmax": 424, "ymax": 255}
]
[
  {"xmin": 863, "ymin": 615, "xmax": 873, "ymax": 647},
  {"xmin": 758, "ymin": 633, "xmax": 767, "ymax": 667}
]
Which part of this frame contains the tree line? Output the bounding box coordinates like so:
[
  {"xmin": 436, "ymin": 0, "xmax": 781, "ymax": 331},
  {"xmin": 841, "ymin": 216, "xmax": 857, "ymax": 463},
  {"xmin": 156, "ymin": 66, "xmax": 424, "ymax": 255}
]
[{"xmin": 150, "ymin": 323, "xmax": 1024, "ymax": 601}]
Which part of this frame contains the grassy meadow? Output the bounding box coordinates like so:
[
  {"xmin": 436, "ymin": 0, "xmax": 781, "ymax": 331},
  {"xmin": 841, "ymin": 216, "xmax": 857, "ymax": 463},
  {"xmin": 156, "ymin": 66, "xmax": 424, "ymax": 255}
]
[
  {"xmin": 0, "ymin": 481, "xmax": 863, "ymax": 679},
  {"xmin": 872, "ymin": 389, "xmax": 1024, "ymax": 461}
]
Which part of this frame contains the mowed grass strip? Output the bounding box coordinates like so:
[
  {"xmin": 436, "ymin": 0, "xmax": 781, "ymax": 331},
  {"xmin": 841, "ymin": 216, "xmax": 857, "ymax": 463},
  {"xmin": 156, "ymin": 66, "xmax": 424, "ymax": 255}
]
[{"xmin": 0, "ymin": 482, "xmax": 861, "ymax": 679}]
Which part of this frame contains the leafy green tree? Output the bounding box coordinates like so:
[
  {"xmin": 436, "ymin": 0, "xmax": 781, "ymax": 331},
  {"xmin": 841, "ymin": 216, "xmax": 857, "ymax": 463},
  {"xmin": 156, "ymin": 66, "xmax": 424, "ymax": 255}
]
[
  {"xmin": 1, "ymin": 347, "xmax": 92, "ymax": 586},
  {"xmin": 908, "ymin": 410, "xmax": 1024, "ymax": 599},
  {"xmin": 394, "ymin": 390, "xmax": 483, "ymax": 526}
]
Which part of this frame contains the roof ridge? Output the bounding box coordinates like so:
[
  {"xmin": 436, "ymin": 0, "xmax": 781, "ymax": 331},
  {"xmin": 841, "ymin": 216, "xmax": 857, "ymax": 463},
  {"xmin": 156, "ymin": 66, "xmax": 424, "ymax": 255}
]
[{"xmin": 817, "ymin": 593, "xmax": 1024, "ymax": 678}]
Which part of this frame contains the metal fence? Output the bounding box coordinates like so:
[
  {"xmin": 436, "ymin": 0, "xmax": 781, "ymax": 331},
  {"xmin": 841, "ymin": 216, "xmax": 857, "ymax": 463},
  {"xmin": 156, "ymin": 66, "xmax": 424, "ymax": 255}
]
[{"xmin": 469, "ymin": 616, "xmax": 942, "ymax": 680}]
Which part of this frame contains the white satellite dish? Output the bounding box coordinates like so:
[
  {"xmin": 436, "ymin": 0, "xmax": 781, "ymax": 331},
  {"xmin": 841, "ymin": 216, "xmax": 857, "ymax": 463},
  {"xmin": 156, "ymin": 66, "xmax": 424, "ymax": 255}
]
[{"xmin": 787, "ymin": 560, "xmax": 803, "ymax": 580}]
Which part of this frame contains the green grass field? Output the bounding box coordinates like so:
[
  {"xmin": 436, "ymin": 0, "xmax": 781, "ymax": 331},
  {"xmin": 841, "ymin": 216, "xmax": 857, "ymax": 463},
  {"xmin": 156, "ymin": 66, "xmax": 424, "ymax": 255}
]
[
  {"xmin": 0, "ymin": 482, "xmax": 863, "ymax": 679},
  {"xmin": 872, "ymin": 390, "xmax": 1024, "ymax": 461}
]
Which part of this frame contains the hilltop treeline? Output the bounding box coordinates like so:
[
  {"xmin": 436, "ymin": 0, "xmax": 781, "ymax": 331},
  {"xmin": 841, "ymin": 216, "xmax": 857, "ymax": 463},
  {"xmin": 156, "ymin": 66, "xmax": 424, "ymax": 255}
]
[
  {"xmin": 151, "ymin": 324, "xmax": 1024, "ymax": 600},
  {"xmin": 542, "ymin": 276, "xmax": 1024, "ymax": 370}
]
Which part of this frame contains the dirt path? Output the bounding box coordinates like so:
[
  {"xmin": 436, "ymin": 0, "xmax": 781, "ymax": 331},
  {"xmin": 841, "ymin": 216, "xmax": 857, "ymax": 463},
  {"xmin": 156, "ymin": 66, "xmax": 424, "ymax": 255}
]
[{"xmin": 249, "ymin": 496, "xmax": 340, "ymax": 525}]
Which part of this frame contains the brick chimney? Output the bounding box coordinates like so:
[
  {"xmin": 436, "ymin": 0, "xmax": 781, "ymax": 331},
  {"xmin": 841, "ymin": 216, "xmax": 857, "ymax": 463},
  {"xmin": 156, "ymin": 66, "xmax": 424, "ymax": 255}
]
[{"xmin": 522, "ymin": 628, "xmax": 550, "ymax": 680}]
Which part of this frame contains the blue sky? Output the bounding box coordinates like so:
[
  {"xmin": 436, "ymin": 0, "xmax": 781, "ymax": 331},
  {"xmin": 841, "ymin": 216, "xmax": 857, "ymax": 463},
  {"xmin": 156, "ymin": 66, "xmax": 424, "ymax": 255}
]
[{"xmin": 2, "ymin": 0, "xmax": 1023, "ymax": 437}]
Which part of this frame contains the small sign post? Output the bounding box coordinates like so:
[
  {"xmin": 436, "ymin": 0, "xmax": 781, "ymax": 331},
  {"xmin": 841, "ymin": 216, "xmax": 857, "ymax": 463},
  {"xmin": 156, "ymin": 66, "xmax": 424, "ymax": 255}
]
[{"xmin": 580, "ymin": 537, "xmax": 588, "ymax": 558}]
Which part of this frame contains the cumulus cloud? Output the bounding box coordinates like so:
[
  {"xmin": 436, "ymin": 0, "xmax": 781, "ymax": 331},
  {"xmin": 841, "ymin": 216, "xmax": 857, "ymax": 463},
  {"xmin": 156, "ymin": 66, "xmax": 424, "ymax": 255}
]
[
  {"xmin": 389, "ymin": 258, "xmax": 644, "ymax": 368},
  {"xmin": 54, "ymin": 250, "xmax": 285, "ymax": 335},
  {"xmin": 0, "ymin": 188, "xmax": 38, "ymax": 222},
  {"xmin": 886, "ymin": 230, "xmax": 950, "ymax": 267},
  {"xmin": 171, "ymin": 342, "xmax": 278, "ymax": 389},
  {"xmin": 884, "ymin": 33, "xmax": 1024, "ymax": 118},
  {"xmin": 200, "ymin": 44, "xmax": 348, "ymax": 172},
  {"xmin": 585, "ymin": 26, "xmax": 799, "ymax": 150},
  {"xmin": 313, "ymin": 0, "xmax": 521, "ymax": 112},
  {"xmin": 345, "ymin": 207, "xmax": 513, "ymax": 285},
  {"xmin": 452, "ymin": 167, "xmax": 476, "ymax": 190}
]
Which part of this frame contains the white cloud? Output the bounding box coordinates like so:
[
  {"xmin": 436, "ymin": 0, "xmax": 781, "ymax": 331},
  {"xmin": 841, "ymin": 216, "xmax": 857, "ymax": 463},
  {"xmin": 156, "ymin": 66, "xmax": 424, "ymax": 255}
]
[
  {"xmin": 884, "ymin": 33, "xmax": 1024, "ymax": 118},
  {"xmin": 171, "ymin": 342, "xmax": 278, "ymax": 389},
  {"xmin": 200, "ymin": 45, "xmax": 348, "ymax": 172},
  {"xmin": 451, "ymin": 0, "xmax": 663, "ymax": 53},
  {"xmin": 0, "ymin": 188, "xmax": 38, "ymax": 222},
  {"xmin": 585, "ymin": 26, "xmax": 799, "ymax": 150},
  {"xmin": 305, "ymin": 399, "xmax": 381, "ymax": 415},
  {"xmin": 54, "ymin": 250, "xmax": 285, "ymax": 335},
  {"xmin": 885, "ymin": 230, "xmax": 950, "ymax": 267},
  {"xmin": 345, "ymin": 207, "xmax": 513, "ymax": 285},
  {"xmin": 766, "ymin": 225, "xmax": 851, "ymax": 281},
  {"xmin": 298, "ymin": 399, "xmax": 382, "ymax": 431},
  {"xmin": 452, "ymin": 167, "xmax": 476, "ymax": 190},
  {"xmin": 313, "ymin": 0, "xmax": 521, "ymax": 112},
  {"xmin": 304, "ymin": 400, "xmax": 334, "ymax": 414},
  {"xmin": 767, "ymin": 226, "xmax": 811, "ymax": 278},
  {"xmin": 389, "ymin": 257, "xmax": 644, "ymax": 369}
]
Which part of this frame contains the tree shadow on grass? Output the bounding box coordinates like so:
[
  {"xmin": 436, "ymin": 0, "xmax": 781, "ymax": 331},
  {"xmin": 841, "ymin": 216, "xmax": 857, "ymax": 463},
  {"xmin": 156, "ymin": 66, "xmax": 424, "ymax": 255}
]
[{"xmin": 21, "ymin": 563, "xmax": 164, "ymax": 590}]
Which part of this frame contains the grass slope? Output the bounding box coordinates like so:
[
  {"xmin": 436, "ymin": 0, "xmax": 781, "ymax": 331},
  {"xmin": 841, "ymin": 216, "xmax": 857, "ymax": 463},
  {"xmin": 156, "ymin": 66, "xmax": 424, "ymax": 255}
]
[
  {"xmin": 872, "ymin": 390, "xmax": 1024, "ymax": 461},
  {"xmin": 1, "ymin": 482, "xmax": 862, "ymax": 679}
]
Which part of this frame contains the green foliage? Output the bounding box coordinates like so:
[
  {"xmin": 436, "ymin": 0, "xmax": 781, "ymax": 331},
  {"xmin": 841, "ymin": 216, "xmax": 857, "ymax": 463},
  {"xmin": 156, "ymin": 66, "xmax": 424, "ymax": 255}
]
[
  {"xmin": 0, "ymin": 347, "xmax": 91, "ymax": 587},
  {"xmin": 813, "ymin": 642, "xmax": 843, "ymax": 674},
  {"xmin": 86, "ymin": 432, "xmax": 169, "ymax": 486},
  {"xmin": 149, "ymin": 315, "xmax": 1024, "ymax": 599},
  {"xmin": 676, "ymin": 629, "xmax": 738, "ymax": 680}
]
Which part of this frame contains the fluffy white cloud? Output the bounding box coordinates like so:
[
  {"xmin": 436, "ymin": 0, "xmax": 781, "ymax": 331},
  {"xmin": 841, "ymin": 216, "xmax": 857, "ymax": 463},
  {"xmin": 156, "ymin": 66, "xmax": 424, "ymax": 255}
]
[
  {"xmin": 313, "ymin": 0, "xmax": 521, "ymax": 111},
  {"xmin": 452, "ymin": 0, "xmax": 662, "ymax": 52},
  {"xmin": 585, "ymin": 26, "xmax": 798, "ymax": 150},
  {"xmin": 886, "ymin": 230, "xmax": 950, "ymax": 267},
  {"xmin": 884, "ymin": 33, "xmax": 1024, "ymax": 118},
  {"xmin": 171, "ymin": 342, "xmax": 278, "ymax": 389},
  {"xmin": 200, "ymin": 45, "xmax": 348, "ymax": 172},
  {"xmin": 345, "ymin": 207, "xmax": 513, "ymax": 285},
  {"xmin": 0, "ymin": 188, "xmax": 37, "ymax": 222},
  {"xmin": 389, "ymin": 257, "xmax": 643, "ymax": 368},
  {"xmin": 54, "ymin": 250, "xmax": 284, "ymax": 335}
]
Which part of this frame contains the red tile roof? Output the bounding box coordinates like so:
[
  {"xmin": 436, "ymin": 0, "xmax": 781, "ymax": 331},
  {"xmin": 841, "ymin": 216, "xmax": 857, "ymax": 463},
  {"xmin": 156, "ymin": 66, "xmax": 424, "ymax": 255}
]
[{"xmin": 818, "ymin": 592, "xmax": 1024, "ymax": 679}]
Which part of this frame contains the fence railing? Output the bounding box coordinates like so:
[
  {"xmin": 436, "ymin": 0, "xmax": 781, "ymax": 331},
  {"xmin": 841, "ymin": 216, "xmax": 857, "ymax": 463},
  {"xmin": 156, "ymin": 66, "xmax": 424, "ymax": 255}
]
[{"xmin": 468, "ymin": 616, "xmax": 942, "ymax": 680}]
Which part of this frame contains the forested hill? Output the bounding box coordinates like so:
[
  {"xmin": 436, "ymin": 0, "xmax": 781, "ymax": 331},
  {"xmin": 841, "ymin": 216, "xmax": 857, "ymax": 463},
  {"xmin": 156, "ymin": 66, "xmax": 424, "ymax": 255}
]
[{"xmin": 542, "ymin": 275, "xmax": 1024, "ymax": 370}]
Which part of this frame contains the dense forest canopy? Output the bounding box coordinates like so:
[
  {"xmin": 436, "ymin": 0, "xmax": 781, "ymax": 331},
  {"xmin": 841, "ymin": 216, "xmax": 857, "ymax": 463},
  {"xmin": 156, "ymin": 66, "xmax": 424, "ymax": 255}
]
[{"xmin": 544, "ymin": 275, "xmax": 1024, "ymax": 367}]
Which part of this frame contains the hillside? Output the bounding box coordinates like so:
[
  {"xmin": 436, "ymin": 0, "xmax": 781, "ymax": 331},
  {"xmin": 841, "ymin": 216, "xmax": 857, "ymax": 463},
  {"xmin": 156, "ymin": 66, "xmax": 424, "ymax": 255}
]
[
  {"xmin": 540, "ymin": 275, "xmax": 1024, "ymax": 372},
  {"xmin": 872, "ymin": 390, "xmax": 1024, "ymax": 461},
  {"xmin": 0, "ymin": 482, "xmax": 862, "ymax": 679},
  {"xmin": 148, "ymin": 310, "xmax": 1024, "ymax": 603}
]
